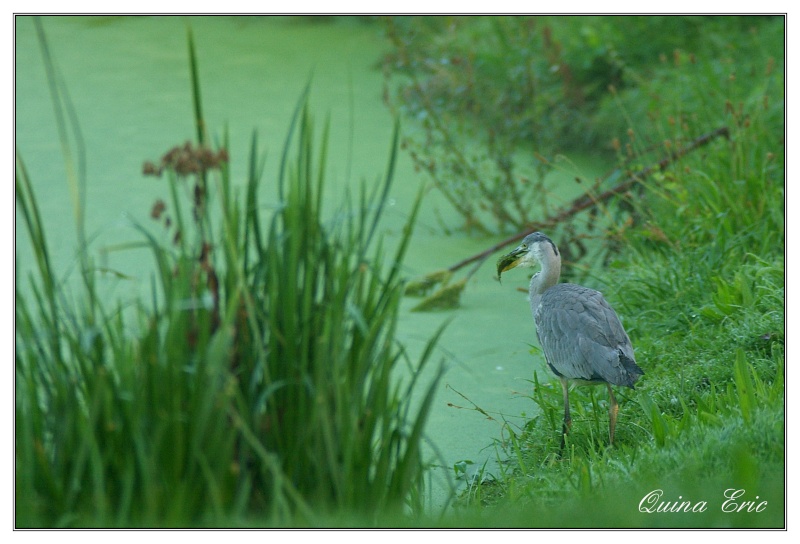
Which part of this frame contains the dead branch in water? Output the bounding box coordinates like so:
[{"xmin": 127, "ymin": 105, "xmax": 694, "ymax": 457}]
[
  {"xmin": 445, "ymin": 126, "xmax": 729, "ymax": 274},
  {"xmin": 406, "ymin": 126, "xmax": 730, "ymax": 310}
]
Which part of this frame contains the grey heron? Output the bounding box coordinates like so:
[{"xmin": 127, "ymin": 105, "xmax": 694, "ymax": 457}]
[{"xmin": 497, "ymin": 232, "xmax": 643, "ymax": 447}]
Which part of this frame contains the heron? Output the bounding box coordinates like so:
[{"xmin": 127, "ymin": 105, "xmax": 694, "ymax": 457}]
[{"xmin": 497, "ymin": 232, "xmax": 643, "ymax": 447}]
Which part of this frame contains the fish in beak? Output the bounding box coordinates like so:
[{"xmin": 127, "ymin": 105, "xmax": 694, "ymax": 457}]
[{"xmin": 496, "ymin": 245, "xmax": 526, "ymax": 281}]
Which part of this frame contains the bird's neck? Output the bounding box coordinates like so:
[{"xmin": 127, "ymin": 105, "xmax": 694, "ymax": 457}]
[{"xmin": 529, "ymin": 257, "xmax": 561, "ymax": 309}]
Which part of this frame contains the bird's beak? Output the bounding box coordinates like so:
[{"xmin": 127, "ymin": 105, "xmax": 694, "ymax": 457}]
[{"xmin": 496, "ymin": 245, "xmax": 525, "ymax": 281}]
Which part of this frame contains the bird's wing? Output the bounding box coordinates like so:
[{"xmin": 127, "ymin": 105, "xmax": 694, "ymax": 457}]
[{"xmin": 534, "ymin": 284, "xmax": 640, "ymax": 386}]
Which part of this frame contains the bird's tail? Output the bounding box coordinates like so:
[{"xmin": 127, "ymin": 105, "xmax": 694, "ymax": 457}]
[{"xmin": 619, "ymin": 349, "xmax": 644, "ymax": 388}]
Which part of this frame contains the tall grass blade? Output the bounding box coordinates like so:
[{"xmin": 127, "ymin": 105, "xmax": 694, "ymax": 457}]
[
  {"xmin": 733, "ymin": 348, "xmax": 756, "ymax": 423},
  {"xmin": 186, "ymin": 25, "xmax": 206, "ymax": 146},
  {"xmin": 32, "ymin": 17, "xmax": 87, "ymax": 246}
]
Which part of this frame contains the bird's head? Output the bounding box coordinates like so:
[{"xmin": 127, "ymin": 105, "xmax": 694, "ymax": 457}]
[{"xmin": 496, "ymin": 232, "xmax": 559, "ymax": 281}]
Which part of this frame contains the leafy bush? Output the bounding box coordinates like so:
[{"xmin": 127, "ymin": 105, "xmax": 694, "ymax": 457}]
[{"xmin": 382, "ymin": 16, "xmax": 784, "ymax": 241}]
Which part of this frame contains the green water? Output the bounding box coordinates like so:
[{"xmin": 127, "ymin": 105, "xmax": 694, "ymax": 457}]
[{"xmin": 15, "ymin": 15, "xmax": 608, "ymax": 511}]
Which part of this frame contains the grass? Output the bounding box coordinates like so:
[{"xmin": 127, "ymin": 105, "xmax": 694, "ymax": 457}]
[
  {"xmin": 447, "ymin": 260, "xmax": 784, "ymax": 527},
  {"xmin": 16, "ymin": 24, "xmax": 444, "ymax": 527},
  {"xmin": 442, "ymin": 18, "xmax": 784, "ymax": 527}
]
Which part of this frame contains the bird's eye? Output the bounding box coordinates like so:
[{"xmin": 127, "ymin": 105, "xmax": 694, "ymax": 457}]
[{"xmin": 520, "ymin": 244, "xmax": 527, "ymax": 250}]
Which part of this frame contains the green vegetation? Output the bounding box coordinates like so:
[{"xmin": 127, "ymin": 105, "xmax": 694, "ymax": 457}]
[
  {"xmin": 16, "ymin": 25, "xmax": 442, "ymax": 527},
  {"xmin": 382, "ymin": 16, "xmax": 783, "ymax": 240},
  {"xmin": 382, "ymin": 16, "xmax": 784, "ymax": 528},
  {"xmin": 16, "ymin": 16, "xmax": 784, "ymax": 528}
]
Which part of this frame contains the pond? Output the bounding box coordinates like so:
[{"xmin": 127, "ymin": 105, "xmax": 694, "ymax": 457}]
[{"xmin": 15, "ymin": 15, "xmax": 609, "ymax": 511}]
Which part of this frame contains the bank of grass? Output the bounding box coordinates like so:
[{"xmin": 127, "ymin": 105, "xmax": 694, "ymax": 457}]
[
  {"xmin": 444, "ymin": 26, "xmax": 785, "ymax": 527},
  {"xmin": 448, "ymin": 270, "xmax": 784, "ymax": 527}
]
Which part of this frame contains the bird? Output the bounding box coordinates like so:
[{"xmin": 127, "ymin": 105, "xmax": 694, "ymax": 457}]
[{"xmin": 497, "ymin": 232, "xmax": 643, "ymax": 447}]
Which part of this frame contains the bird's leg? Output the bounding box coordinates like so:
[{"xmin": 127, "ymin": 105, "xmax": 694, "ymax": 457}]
[
  {"xmin": 606, "ymin": 383, "xmax": 619, "ymax": 445},
  {"xmin": 559, "ymin": 377, "xmax": 572, "ymax": 451}
]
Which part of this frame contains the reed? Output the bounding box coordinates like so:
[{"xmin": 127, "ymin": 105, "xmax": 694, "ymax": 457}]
[{"xmin": 16, "ymin": 25, "xmax": 443, "ymax": 527}]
